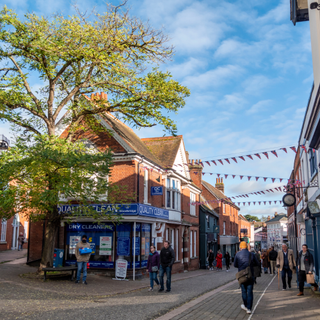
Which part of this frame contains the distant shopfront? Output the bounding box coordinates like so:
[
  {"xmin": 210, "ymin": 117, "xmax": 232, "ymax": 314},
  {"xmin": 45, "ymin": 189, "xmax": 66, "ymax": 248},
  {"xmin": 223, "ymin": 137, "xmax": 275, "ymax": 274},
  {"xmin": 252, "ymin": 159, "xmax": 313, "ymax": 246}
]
[{"xmin": 60, "ymin": 203, "xmax": 169, "ymax": 270}]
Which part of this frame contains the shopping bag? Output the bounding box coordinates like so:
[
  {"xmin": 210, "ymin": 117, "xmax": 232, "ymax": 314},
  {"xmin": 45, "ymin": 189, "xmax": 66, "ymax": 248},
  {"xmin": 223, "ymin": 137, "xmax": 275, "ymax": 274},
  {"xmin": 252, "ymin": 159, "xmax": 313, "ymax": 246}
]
[
  {"xmin": 307, "ymin": 273, "xmax": 315, "ymax": 284},
  {"xmin": 79, "ymin": 247, "xmax": 92, "ymax": 255}
]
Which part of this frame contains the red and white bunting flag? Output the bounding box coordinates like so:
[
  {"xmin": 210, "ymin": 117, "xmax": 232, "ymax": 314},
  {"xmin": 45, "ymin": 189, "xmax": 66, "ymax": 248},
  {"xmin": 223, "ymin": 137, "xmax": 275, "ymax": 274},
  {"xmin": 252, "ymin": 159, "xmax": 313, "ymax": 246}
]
[
  {"xmin": 272, "ymin": 178, "xmax": 275, "ymax": 183},
  {"xmin": 225, "ymin": 174, "xmax": 228, "ymax": 179},
  {"xmin": 243, "ymin": 202, "xmax": 246, "ymax": 206},
  {"xmin": 217, "ymin": 174, "xmax": 220, "ymax": 177},
  {"xmin": 259, "ymin": 202, "xmax": 261, "ymax": 205},
  {"xmin": 202, "ymin": 173, "xmax": 205, "ymax": 176},
  {"xmin": 257, "ymin": 192, "xmax": 261, "ymax": 195},
  {"xmin": 232, "ymin": 175, "xmax": 236, "ymax": 179},
  {"xmin": 269, "ymin": 201, "xmax": 272, "ymax": 205},
  {"xmin": 270, "ymin": 189, "xmax": 274, "ymax": 193},
  {"xmin": 264, "ymin": 201, "xmax": 266, "ymax": 205},
  {"xmin": 231, "ymin": 157, "xmax": 237, "ymax": 163},
  {"xmin": 264, "ymin": 177, "xmax": 267, "ymax": 181},
  {"xmin": 255, "ymin": 177, "xmax": 259, "ymax": 181},
  {"xmin": 212, "ymin": 160, "xmax": 217, "ymax": 166},
  {"xmin": 239, "ymin": 156, "xmax": 245, "ymax": 161},
  {"xmin": 262, "ymin": 152, "xmax": 269, "ymax": 159},
  {"xmin": 218, "ymin": 159, "xmax": 224, "ymax": 165},
  {"xmin": 278, "ymin": 187, "xmax": 282, "ymax": 192},
  {"xmin": 280, "ymin": 201, "xmax": 282, "ymax": 204},
  {"xmin": 225, "ymin": 158, "xmax": 230, "ymax": 164},
  {"xmin": 254, "ymin": 153, "xmax": 261, "ymax": 159},
  {"xmin": 210, "ymin": 173, "xmax": 213, "ymax": 175},
  {"xmin": 254, "ymin": 192, "xmax": 258, "ymax": 195},
  {"xmin": 150, "ymin": 168, "xmax": 153, "ymax": 172},
  {"xmin": 300, "ymin": 145, "xmax": 307, "ymax": 153},
  {"xmin": 261, "ymin": 191, "xmax": 265, "ymax": 194},
  {"xmin": 240, "ymin": 176, "xmax": 243, "ymax": 180},
  {"xmin": 266, "ymin": 190, "xmax": 270, "ymax": 193},
  {"xmin": 248, "ymin": 202, "xmax": 250, "ymax": 206},
  {"xmin": 280, "ymin": 148, "xmax": 287, "ymax": 153},
  {"xmin": 274, "ymin": 201, "xmax": 277, "ymax": 204},
  {"xmin": 290, "ymin": 146, "xmax": 297, "ymax": 153},
  {"xmin": 199, "ymin": 162, "xmax": 204, "ymax": 167},
  {"xmin": 274, "ymin": 187, "xmax": 279, "ymax": 191},
  {"xmin": 271, "ymin": 150, "xmax": 278, "ymax": 157},
  {"xmin": 248, "ymin": 176, "xmax": 251, "ymax": 181},
  {"xmin": 246, "ymin": 155, "xmax": 253, "ymax": 160},
  {"xmin": 238, "ymin": 202, "xmax": 240, "ymax": 206},
  {"xmin": 253, "ymin": 202, "xmax": 256, "ymax": 205},
  {"xmin": 205, "ymin": 161, "xmax": 211, "ymax": 166},
  {"xmin": 280, "ymin": 178, "xmax": 283, "ymax": 182}
]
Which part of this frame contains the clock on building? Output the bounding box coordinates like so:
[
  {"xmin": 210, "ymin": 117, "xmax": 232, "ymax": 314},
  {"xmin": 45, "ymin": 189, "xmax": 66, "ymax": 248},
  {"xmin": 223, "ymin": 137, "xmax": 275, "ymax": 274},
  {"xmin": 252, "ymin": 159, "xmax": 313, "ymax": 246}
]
[{"xmin": 282, "ymin": 193, "xmax": 296, "ymax": 207}]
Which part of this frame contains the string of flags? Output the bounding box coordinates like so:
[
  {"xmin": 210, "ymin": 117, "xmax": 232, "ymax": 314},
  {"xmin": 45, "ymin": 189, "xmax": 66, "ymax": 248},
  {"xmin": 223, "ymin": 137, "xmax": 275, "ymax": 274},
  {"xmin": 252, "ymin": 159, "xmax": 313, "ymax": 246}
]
[
  {"xmin": 230, "ymin": 185, "xmax": 285, "ymax": 199},
  {"xmin": 190, "ymin": 198, "xmax": 283, "ymax": 207},
  {"xmin": 173, "ymin": 145, "xmax": 314, "ymax": 167}
]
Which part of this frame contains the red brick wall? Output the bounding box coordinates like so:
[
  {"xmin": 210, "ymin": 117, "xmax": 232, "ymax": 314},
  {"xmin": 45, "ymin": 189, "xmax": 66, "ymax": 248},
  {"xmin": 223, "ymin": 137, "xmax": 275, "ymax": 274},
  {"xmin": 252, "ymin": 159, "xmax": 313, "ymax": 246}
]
[{"xmin": 28, "ymin": 221, "xmax": 44, "ymax": 261}]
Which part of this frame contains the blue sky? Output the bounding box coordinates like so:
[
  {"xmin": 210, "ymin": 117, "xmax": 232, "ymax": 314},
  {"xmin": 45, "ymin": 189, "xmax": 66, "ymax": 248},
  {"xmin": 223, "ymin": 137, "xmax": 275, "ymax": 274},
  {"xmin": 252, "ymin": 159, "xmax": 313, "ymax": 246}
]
[{"xmin": 0, "ymin": 0, "xmax": 313, "ymax": 218}]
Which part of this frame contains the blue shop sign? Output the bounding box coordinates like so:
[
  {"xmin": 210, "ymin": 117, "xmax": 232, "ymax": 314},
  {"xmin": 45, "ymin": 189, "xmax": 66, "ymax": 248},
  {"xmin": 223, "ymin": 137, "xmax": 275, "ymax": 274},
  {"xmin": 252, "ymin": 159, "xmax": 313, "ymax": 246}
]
[
  {"xmin": 59, "ymin": 203, "xmax": 169, "ymax": 220},
  {"xmin": 151, "ymin": 186, "xmax": 163, "ymax": 196}
]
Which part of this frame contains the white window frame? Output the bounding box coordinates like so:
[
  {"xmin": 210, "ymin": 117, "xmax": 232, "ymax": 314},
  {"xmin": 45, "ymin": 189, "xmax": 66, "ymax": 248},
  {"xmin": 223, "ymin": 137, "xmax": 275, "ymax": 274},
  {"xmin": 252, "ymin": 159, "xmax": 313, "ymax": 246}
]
[
  {"xmin": 166, "ymin": 228, "xmax": 169, "ymax": 242},
  {"xmin": 144, "ymin": 169, "xmax": 148, "ymax": 204},
  {"xmin": 175, "ymin": 229, "xmax": 179, "ymax": 261},
  {"xmin": 190, "ymin": 193, "xmax": 196, "ymax": 216},
  {"xmin": 1, "ymin": 219, "xmax": 7, "ymax": 242},
  {"xmin": 190, "ymin": 231, "xmax": 193, "ymax": 258},
  {"xmin": 223, "ymin": 222, "xmax": 226, "ymax": 235},
  {"xmin": 171, "ymin": 229, "xmax": 174, "ymax": 250},
  {"xmin": 166, "ymin": 177, "xmax": 181, "ymax": 211},
  {"xmin": 24, "ymin": 221, "xmax": 28, "ymax": 238},
  {"xmin": 194, "ymin": 231, "xmax": 197, "ymax": 258}
]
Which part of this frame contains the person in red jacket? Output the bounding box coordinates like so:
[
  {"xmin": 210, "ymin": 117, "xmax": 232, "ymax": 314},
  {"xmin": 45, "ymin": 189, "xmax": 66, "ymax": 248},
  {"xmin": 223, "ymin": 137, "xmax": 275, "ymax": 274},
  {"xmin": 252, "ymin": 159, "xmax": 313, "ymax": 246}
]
[{"xmin": 216, "ymin": 250, "xmax": 223, "ymax": 270}]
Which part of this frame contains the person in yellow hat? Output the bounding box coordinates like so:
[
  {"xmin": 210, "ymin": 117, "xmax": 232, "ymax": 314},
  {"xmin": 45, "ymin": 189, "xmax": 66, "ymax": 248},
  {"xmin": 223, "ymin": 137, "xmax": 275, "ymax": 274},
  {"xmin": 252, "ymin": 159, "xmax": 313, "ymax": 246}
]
[{"xmin": 234, "ymin": 241, "xmax": 259, "ymax": 315}]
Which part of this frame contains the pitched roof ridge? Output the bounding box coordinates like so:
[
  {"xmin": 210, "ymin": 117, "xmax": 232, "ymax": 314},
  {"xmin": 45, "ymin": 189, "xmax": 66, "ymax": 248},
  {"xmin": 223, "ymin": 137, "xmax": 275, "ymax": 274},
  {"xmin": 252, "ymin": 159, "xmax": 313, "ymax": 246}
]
[{"xmin": 141, "ymin": 135, "xmax": 183, "ymax": 141}]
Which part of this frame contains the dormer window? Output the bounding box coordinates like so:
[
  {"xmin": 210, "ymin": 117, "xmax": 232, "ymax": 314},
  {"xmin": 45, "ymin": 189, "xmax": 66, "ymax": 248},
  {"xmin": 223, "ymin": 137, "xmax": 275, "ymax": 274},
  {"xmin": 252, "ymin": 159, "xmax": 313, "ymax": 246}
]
[{"xmin": 166, "ymin": 178, "xmax": 181, "ymax": 211}]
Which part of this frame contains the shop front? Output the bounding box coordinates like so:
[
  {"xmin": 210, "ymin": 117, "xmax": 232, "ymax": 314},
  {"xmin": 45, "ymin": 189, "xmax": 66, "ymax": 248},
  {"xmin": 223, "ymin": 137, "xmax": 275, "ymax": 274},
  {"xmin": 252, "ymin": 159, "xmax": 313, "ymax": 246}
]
[{"xmin": 59, "ymin": 203, "xmax": 169, "ymax": 270}]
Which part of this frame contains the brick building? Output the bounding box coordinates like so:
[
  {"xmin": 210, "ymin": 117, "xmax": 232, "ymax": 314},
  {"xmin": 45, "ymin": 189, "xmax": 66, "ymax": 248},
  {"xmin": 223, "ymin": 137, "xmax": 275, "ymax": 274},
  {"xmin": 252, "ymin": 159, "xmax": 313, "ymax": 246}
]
[
  {"xmin": 189, "ymin": 162, "xmax": 240, "ymax": 258},
  {"xmin": 28, "ymin": 93, "xmax": 201, "ymax": 274},
  {"xmin": 238, "ymin": 214, "xmax": 252, "ymax": 244}
]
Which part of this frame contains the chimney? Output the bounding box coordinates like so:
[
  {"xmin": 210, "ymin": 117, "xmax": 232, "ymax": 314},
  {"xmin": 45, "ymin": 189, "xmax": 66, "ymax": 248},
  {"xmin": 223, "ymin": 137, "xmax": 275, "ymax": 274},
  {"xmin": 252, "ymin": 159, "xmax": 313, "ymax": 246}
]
[
  {"xmin": 267, "ymin": 216, "xmax": 270, "ymax": 221},
  {"xmin": 186, "ymin": 151, "xmax": 189, "ymax": 164},
  {"xmin": 215, "ymin": 177, "xmax": 224, "ymax": 193},
  {"xmin": 189, "ymin": 158, "xmax": 203, "ymax": 189},
  {"xmin": 274, "ymin": 212, "xmax": 278, "ymax": 216}
]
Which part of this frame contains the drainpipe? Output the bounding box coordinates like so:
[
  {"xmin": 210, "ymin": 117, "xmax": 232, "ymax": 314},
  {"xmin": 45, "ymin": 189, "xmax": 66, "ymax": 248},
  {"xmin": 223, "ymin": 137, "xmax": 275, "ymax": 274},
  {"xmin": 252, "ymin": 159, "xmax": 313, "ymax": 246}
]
[
  {"xmin": 137, "ymin": 156, "xmax": 144, "ymax": 203},
  {"xmin": 133, "ymin": 221, "xmax": 136, "ymax": 281}
]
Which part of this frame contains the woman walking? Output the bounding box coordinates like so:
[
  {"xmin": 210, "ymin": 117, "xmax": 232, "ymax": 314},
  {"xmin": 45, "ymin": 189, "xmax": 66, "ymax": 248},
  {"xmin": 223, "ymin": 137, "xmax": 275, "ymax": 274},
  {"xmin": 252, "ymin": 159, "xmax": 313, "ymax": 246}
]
[
  {"xmin": 147, "ymin": 245, "xmax": 160, "ymax": 291},
  {"xmin": 224, "ymin": 251, "xmax": 231, "ymax": 272},
  {"xmin": 208, "ymin": 249, "xmax": 214, "ymax": 270},
  {"xmin": 216, "ymin": 250, "xmax": 223, "ymax": 270},
  {"xmin": 262, "ymin": 250, "xmax": 269, "ymax": 274}
]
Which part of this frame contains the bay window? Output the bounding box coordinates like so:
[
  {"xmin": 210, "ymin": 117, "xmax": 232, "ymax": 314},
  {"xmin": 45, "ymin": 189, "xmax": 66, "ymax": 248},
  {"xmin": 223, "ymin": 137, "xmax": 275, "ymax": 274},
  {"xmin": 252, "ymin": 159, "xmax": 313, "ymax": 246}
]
[{"xmin": 166, "ymin": 178, "xmax": 181, "ymax": 210}]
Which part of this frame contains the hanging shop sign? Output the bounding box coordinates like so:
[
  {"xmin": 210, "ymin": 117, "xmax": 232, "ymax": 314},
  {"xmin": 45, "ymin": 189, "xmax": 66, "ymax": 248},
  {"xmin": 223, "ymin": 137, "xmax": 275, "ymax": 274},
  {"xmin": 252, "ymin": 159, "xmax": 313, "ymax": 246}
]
[{"xmin": 59, "ymin": 203, "xmax": 169, "ymax": 220}]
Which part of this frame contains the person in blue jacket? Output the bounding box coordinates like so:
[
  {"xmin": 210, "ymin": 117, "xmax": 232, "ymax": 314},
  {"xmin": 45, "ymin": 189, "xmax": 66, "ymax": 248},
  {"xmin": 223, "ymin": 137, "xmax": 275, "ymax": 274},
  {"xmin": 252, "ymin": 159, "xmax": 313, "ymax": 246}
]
[{"xmin": 234, "ymin": 241, "xmax": 259, "ymax": 315}]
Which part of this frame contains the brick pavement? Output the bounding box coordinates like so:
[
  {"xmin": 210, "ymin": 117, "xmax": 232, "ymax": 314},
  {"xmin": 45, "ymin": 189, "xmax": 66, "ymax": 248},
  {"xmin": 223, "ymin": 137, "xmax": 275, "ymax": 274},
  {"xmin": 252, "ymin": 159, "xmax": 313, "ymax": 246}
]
[
  {"xmin": 158, "ymin": 272, "xmax": 275, "ymax": 320},
  {"xmin": 0, "ymin": 248, "xmax": 27, "ymax": 263}
]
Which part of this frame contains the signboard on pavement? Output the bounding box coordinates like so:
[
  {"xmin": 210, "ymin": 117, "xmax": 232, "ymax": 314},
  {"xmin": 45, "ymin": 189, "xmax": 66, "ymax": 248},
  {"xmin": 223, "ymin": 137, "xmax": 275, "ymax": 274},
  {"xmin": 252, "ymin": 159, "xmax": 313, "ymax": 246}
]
[{"xmin": 113, "ymin": 259, "xmax": 128, "ymax": 281}]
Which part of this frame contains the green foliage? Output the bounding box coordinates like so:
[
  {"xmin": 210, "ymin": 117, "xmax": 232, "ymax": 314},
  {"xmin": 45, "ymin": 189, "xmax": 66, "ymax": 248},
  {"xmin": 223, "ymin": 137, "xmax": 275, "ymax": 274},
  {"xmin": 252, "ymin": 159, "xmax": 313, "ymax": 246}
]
[
  {"xmin": 244, "ymin": 214, "xmax": 261, "ymax": 222},
  {"xmin": 0, "ymin": 135, "xmax": 131, "ymax": 222},
  {"xmin": 0, "ymin": 5, "xmax": 190, "ymax": 138}
]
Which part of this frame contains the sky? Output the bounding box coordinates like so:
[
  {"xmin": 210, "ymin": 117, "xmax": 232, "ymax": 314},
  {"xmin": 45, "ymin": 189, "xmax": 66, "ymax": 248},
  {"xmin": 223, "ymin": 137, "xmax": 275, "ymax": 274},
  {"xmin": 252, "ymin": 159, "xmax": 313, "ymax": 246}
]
[{"xmin": 0, "ymin": 0, "xmax": 314, "ymax": 219}]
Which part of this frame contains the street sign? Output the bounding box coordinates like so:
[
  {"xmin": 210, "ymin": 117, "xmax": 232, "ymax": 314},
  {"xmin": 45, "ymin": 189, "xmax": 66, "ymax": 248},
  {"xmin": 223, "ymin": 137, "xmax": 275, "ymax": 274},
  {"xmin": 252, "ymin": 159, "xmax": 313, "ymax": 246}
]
[
  {"xmin": 113, "ymin": 259, "xmax": 128, "ymax": 281},
  {"xmin": 151, "ymin": 186, "xmax": 163, "ymax": 195}
]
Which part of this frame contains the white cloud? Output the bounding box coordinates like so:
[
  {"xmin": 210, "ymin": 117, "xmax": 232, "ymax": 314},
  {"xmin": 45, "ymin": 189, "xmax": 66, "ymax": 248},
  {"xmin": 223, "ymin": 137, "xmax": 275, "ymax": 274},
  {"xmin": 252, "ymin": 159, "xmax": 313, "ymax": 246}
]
[
  {"xmin": 246, "ymin": 100, "xmax": 272, "ymax": 115},
  {"xmin": 168, "ymin": 58, "xmax": 207, "ymax": 79}
]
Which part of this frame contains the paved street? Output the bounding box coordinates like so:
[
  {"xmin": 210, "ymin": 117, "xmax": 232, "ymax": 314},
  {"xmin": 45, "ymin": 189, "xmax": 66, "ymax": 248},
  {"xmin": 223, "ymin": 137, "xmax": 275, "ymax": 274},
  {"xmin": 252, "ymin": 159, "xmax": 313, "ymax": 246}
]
[{"xmin": 1, "ymin": 256, "xmax": 320, "ymax": 320}]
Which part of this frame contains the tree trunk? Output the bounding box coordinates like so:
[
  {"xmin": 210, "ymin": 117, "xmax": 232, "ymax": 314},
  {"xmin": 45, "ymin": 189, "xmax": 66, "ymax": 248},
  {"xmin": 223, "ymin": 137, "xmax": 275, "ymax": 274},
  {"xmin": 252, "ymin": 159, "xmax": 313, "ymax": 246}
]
[{"xmin": 39, "ymin": 218, "xmax": 60, "ymax": 271}]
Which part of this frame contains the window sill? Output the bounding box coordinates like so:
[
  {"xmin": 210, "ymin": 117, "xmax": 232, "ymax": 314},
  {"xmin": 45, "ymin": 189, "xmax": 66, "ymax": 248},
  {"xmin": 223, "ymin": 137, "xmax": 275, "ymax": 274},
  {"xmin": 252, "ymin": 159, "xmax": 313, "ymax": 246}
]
[
  {"xmin": 0, "ymin": 241, "xmax": 7, "ymax": 244},
  {"xmin": 190, "ymin": 257, "xmax": 198, "ymax": 260},
  {"xmin": 143, "ymin": 203, "xmax": 151, "ymax": 206}
]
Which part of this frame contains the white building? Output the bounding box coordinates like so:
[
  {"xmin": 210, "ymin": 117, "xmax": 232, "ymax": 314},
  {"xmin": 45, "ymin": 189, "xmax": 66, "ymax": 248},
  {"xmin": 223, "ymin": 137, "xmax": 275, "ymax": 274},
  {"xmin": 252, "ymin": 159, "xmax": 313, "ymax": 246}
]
[{"xmin": 266, "ymin": 214, "xmax": 288, "ymax": 251}]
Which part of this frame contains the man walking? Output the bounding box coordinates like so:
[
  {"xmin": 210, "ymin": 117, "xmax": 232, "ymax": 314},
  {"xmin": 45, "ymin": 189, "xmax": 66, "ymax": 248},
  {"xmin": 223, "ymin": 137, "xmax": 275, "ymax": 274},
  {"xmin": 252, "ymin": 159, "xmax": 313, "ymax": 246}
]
[
  {"xmin": 234, "ymin": 241, "xmax": 259, "ymax": 315},
  {"xmin": 75, "ymin": 235, "xmax": 91, "ymax": 284},
  {"xmin": 276, "ymin": 244, "xmax": 296, "ymax": 290},
  {"xmin": 297, "ymin": 244, "xmax": 318, "ymax": 296},
  {"xmin": 268, "ymin": 246, "xmax": 277, "ymax": 275},
  {"xmin": 159, "ymin": 240, "xmax": 175, "ymax": 293}
]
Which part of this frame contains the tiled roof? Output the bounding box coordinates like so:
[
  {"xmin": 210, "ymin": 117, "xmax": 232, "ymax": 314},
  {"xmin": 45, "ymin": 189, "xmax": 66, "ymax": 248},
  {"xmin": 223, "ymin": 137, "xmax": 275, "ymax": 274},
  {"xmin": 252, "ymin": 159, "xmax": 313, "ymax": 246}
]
[
  {"xmin": 202, "ymin": 180, "xmax": 240, "ymax": 210},
  {"xmin": 141, "ymin": 136, "xmax": 182, "ymax": 168},
  {"xmin": 200, "ymin": 195, "xmax": 219, "ymax": 218},
  {"xmin": 266, "ymin": 214, "xmax": 287, "ymax": 223},
  {"xmin": 102, "ymin": 113, "xmax": 163, "ymax": 167}
]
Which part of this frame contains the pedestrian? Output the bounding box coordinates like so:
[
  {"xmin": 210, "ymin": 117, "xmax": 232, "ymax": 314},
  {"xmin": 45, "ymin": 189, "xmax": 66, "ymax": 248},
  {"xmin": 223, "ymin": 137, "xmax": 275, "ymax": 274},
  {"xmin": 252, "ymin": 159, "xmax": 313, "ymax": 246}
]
[
  {"xmin": 297, "ymin": 244, "xmax": 319, "ymax": 296},
  {"xmin": 267, "ymin": 247, "xmax": 272, "ymax": 274},
  {"xmin": 252, "ymin": 248, "xmax": 261, "ymax": 282},
  {"xmin": 216, "ymin": 250, "xmax": 223, "ymax": 270},
  {"xmin": 147, "ymin": 245, "xmax": 160, "ymax": 291},
  {"xmin": 262, "ymin": 250, "xmax": 269, "ymax": 274},
  {"xmin": 75, "ymin": 235, "xmax": 92, "ymax": 284},
  {"xmin": 208, "ymin": 249, "xmax": 214, "ymax": 271},
  {"xmin": 234, "ymin": 241, "xmax": 259, "ymax": 315},
  {"xmin": 17, "ymin": 232, "xmax": 25, "ymax": 251},
  {"xmin": 159, "ymin": 240, "xmax": 175, "ymax": 293},
  {"xmin": 276, "ymin": 244, "xmax": 296, "ymax": 290},
  {"xmin": 268, "ymin": 246, "xmax": 278, "ymax": 275},
  {"xmin": 224, "ymin": 251, "xmax": 231, "ymax": 272}
]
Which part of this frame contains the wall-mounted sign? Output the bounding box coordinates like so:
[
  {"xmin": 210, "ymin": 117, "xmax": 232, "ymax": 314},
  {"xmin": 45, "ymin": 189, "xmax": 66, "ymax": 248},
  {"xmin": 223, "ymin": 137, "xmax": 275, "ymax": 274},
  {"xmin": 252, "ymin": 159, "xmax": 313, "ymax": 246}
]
[
  {"xmin": 151, "ymin": 186, "xmax": 163, "ymax": 196},
  {"xmin": 212, "ymin": 226, "xmax": 219, "ymax": 233}
]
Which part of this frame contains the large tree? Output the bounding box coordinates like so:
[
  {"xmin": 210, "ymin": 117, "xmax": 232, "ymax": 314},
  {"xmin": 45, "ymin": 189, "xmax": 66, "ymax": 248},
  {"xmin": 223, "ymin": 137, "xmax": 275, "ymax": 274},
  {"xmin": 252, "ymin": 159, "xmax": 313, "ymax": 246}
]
[{"xmin": 0, "ymin": 4, "xmax": 189, "ymax": 269}]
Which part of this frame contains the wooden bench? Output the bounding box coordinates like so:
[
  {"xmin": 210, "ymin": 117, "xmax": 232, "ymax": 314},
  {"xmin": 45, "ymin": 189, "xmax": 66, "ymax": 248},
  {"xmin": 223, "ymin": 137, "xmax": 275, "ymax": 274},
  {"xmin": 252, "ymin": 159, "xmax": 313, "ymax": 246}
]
[{"xmin": 43, "ymin": 266, "xmax": 78, "ymax": 281}]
